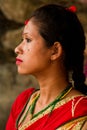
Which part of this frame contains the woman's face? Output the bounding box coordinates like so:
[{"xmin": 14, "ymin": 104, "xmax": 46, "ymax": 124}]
[{"xmin": 15, "ymin": 20, "xmax": 52, "ymax": 75}]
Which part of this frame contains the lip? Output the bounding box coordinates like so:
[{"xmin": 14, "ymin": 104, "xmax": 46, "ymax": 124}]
[{"xmin": 16, "ymin": 58, "xmax": 23, "ymax": 65}]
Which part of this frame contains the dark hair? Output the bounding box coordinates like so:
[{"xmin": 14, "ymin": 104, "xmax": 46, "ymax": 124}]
[{"xmin": 30, "ymin": 4, "xmax": 87, "ymax": 95}]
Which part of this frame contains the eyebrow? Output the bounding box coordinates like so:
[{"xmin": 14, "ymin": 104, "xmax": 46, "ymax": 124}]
[
  {"xmin": 22, "ymin": 32, "xmax": 28, "ymax": 36},
  {"xmin": 22, "ymin": 33, "xmax": 31, "ymax": 38},
  {"xmin": 22, "ymin": 33, "xmax": 33, "ymax": 39}
]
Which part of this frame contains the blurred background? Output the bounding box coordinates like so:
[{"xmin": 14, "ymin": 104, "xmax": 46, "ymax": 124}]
[{"xmin": 0, "ymin": 0, "xmax": 87, "ymax": 129}]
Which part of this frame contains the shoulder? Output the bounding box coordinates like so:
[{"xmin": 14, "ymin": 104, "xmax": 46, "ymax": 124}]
[
  {"xmin": 6, "ymin": 87, "xmax": 35, "ymax": 130},
  {"xmin": 73, "ymin": 95, "xmax": 87, "ymax": 106},
  {"xmin": 71, "ymin": 95, "xmax": 87, "ymax": 118},
  {"xmin": 15, "ymin": 87, "xmax": 35, "ymax": 104},
  {"xmin": 67, "ymin": 89, "xmax": 87, "ymax": 111},
  {"xmin": 11, "ymin": 87, "xmax": 35, "ymax": 118}
]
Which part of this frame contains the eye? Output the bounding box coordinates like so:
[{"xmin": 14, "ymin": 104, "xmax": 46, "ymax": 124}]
[{"xmin": 26, "ymin": 38, "xmax": 31, "ymax": 43}]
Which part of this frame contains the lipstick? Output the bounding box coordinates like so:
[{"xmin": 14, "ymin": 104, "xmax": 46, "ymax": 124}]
[{"xmin": 16, "ymin": 58, "xmax": 23, "ymax": 65}]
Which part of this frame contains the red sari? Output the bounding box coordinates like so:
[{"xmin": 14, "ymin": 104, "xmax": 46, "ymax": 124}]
[{"xmin": 6, "ymin": 88, "xmax": 87, "ymax": 130}]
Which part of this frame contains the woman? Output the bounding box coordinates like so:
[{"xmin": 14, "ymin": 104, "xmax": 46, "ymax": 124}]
[{"xmin": 6, "ymin": 4, "xmax": 87, "ymax": 130}]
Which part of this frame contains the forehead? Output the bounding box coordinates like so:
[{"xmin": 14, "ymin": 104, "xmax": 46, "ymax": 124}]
[{"xmin": 23, "ymin": 20, "xmax": 39, "ymax": 36}]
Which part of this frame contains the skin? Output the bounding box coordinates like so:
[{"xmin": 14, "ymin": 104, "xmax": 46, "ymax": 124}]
[
  {"xmin": 15, "ymin": 20, "xmax": 85, "ymax": 124},
  {"xmin": 15, "ymin": 19, "xmax": 69, "ymax": 101},
  {"xmin": 82, "ymin": 121, "xmax": 87, "ymax": 130}
]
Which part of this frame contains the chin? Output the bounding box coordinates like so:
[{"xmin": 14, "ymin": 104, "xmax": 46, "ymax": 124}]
[
  {"xmin": 17, "ymin": 69, "xmax": 27, "ymax": 75},
  {"xmin": 17, "ymin": 67, "xmax": 37, "ymax": 75},
  {"xmin": 18, "ymin": 71, "xmax": 29, "ymax": 75},
  {"xmin": 17, "ymin": 69, "xmax": 32, "ymax": 75}
]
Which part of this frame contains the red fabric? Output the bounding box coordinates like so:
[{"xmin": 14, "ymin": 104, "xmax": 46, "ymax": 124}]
[
  {"xmin": 6, "ymin": 88, "xmax": 87, "ymax": 130},
  {"xmin": 25, "ymin": 96, "xmax": 87, "ymax": 130},
  {"xmin": 6, "ymin": 88, "xmax": 35, "ymax": 130}
]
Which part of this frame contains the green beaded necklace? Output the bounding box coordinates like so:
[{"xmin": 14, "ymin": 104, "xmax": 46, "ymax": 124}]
[{"xmin": 18, "ymin": 83, "xmax": 72, "ymax": 127}]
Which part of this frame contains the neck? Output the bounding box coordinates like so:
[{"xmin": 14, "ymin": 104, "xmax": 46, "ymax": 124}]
[
  {"xmin": 33, "ymin": 59, "xmax": 70, "ymax": 106},
  {"xmin": 35, "ymin": 68, "xmax": 69, "ymax": 105}
]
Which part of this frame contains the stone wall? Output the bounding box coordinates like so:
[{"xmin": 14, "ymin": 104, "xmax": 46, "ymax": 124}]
[{"xmin": 0, "ymin": 0, "xmax": 87, "ymax": 129}]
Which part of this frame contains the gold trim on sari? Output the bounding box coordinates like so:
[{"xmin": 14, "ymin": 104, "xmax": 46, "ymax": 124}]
[
  {"xmin": 17, "ymin": 91, "xmax": 87, "ymax": 130},
  {"xmin": 56, "ymin": 116, "xmax": 87, "ymax": 130}
]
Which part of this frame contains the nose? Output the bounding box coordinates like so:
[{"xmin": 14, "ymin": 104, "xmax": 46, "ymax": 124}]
[{"xmin": 14, "ymin": 43, "xmax": 23, "ymax": 55}]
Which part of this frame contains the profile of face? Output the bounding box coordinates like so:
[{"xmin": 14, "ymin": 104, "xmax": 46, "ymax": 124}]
[{"xmin": 15, "ymin": 20, "xmax": 53, "ymax": 75}]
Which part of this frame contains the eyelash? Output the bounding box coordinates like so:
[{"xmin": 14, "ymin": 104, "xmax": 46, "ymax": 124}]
[
  {"xmin": 20, "ymin": 38, "xmax": 31, "ymax": 43},
  {"xmin": 25, "ymin": 38, "xmax": 31, "ymax": 43}
]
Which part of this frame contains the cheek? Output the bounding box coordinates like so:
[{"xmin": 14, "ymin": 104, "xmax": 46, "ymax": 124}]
[
  {"xmin": 17, "ymin": 43, "xmax": 51, "ymax": 74},
  {"xmin": 19, "ymin": 53, "xmax": 50, "ymax": 74}
]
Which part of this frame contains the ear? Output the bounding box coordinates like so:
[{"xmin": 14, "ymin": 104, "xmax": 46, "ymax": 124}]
[{"xmin": 50, "ymin": 42, "xmax": 63, "ymax": 61}]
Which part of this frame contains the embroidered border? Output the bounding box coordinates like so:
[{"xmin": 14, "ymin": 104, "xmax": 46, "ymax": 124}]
[{"xmin": 18, "ymin": 94, "xmax": 87, "ymax": 130}]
